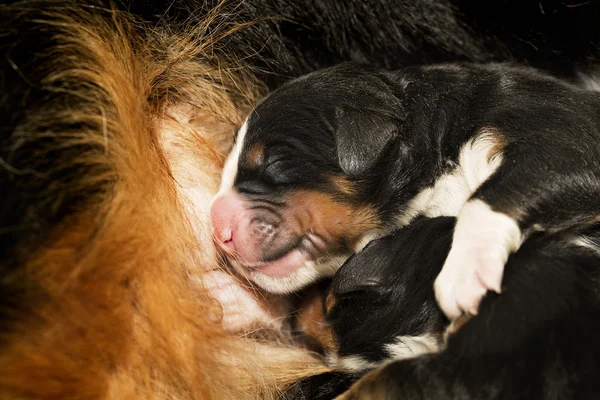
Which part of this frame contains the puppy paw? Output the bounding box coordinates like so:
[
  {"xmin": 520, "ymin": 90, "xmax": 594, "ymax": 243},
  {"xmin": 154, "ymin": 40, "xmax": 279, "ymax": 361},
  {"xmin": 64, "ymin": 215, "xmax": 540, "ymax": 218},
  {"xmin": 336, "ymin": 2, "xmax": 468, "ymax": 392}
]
[
  {"xmin": 434, "ymin": 200, "xmax": 522, "ymax": 320},
  {"xmin": 434, "ymin": 247, "xmax": 504, "ymax": 319}
]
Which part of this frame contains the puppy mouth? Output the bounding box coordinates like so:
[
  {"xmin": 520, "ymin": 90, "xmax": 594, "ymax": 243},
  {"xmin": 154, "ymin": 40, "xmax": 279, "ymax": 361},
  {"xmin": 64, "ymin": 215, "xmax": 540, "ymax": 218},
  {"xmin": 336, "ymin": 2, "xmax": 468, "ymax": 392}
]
[{"xmin": 241, "ymin": 233, "xmax": 328, "ymax": 278}]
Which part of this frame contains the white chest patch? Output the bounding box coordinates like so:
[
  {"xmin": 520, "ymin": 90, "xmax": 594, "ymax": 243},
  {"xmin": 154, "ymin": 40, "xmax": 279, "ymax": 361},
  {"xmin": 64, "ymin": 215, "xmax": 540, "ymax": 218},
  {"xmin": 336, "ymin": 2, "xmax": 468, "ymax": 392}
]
[
  {"xmin": 325, "ymin": 333, "xmax": 441, "ymax": 373},
  {"xmin": 396, "ymin": 132, "xmax": 504, "ymax": 226}
]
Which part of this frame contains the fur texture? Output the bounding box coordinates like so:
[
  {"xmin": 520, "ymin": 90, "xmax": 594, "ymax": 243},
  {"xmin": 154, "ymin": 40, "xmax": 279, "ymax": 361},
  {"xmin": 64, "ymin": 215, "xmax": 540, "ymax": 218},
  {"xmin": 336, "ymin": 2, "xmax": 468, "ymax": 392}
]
[{"xmin": 2, "ymin": 0, "xmax": 600, "ymax": 399}]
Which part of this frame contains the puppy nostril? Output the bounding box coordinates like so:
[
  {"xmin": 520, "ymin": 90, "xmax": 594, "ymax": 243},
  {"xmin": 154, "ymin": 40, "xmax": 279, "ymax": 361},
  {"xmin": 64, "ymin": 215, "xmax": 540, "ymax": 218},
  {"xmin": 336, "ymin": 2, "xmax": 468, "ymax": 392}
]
[{"xmin": 219, "ymin": 228, "xmax": 233, "ymax": 243}]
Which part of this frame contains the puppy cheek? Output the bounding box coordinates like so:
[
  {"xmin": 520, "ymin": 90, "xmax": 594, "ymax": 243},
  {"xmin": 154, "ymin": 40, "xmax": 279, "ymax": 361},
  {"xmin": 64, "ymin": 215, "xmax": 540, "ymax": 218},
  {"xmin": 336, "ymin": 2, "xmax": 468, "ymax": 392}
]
[{"xmin": 286, "ymin": 190, "xmax": 381, "ymax": 251}]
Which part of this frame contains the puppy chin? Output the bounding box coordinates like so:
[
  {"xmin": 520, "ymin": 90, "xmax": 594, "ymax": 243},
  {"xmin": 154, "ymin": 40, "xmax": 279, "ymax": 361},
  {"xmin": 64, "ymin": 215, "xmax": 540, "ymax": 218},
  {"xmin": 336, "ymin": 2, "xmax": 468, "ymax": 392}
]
[{"xmin": 239, "ymin": 255, "xmax": 350, "ymax": 294}]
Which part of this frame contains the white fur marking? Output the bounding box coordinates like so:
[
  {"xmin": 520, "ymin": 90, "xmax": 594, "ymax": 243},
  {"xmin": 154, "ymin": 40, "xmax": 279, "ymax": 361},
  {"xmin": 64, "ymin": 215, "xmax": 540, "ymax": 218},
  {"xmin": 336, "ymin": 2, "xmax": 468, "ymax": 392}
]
[
  {"xmin": 326, "ymin": 354, "xmax": 380, "ymax": 373},
  {"xmin": 578, "ymin": 71, "xmax": 600, "ymax": 92},
  {"xmin": 572, "ymin": 235, "xmax": 600, "ymax": 255},
  {"xmin": 396, "ymin": 133, "xmax": 504, "ymax": 226},
  {"xmin": 385, "ymin": 334, "xmax": 440, "ymax": 360},
  {"xmin": 217, "ymin": 119, "xmax": 248, "ymax": 193},
  {"xmin": 352, "ymin": 230, "xmax": 385, "ymax": 253},
  {"xmin": 435, "ymin": 199, "xmax": 522, "ymax": 320},
  {"xmin": 247, "ymin": 254, "xmax": 350, "ymax": 294}
]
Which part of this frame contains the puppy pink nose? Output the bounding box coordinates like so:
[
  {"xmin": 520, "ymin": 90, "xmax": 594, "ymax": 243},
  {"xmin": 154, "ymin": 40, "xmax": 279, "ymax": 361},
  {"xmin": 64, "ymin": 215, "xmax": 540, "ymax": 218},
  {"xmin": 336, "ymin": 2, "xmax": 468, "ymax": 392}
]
[{"xmin": 210, "ymin": 190, "xmax": 245, "ymax": 250}]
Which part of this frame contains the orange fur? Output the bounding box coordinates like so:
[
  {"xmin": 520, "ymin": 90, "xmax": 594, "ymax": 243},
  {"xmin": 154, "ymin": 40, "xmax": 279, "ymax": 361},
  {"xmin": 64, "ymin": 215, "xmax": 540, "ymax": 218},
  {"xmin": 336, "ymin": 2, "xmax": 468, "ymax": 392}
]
[{"xmin": 0, "ymin": 2, "xmax": 326, "ymax": 399}]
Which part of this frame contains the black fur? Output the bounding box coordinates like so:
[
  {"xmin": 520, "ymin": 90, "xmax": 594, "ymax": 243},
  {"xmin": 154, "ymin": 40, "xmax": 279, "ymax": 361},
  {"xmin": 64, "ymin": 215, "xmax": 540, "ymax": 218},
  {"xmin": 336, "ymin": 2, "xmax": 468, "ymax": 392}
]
[
  {"xmin": 122, "ymin": 0, "xmax": 600, "ymax": 86},
  {"xmin": 286, "ymin": 218, "xmax": 600, "ymax": 399},
  {"xmin": 233, "ymin": 62, "xmax": 600, "ymax": 280},
  {"xmin": 283, "ymin": 371, "xmax": 359, "ymax": 400},
  {"xmin": 327, "ymin": 217, "xmax": 451, "ymax": 364}
]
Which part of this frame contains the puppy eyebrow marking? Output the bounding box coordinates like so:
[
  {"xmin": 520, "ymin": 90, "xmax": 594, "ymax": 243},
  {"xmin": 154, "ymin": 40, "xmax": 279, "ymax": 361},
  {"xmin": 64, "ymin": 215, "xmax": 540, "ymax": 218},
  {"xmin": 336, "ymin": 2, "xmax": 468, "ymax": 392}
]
[
  {"xmin": 325, "ymin": 291, "xmax": 337, "ymax": 314},
  {"xmin": 246, "ymin": 143, "xmax": 265, "ymax": 168}
]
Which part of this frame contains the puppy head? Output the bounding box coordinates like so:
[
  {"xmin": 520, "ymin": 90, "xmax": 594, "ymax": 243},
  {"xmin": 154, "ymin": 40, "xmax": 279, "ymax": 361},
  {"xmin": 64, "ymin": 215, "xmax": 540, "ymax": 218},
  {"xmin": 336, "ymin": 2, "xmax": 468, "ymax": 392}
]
[
  {"xmin": 317, "ymin": 217, "xmax": 453, "ymax": 371},
  {"xmin": 210, "ymin": 63, "xmax": 408, "ymax": 293}
]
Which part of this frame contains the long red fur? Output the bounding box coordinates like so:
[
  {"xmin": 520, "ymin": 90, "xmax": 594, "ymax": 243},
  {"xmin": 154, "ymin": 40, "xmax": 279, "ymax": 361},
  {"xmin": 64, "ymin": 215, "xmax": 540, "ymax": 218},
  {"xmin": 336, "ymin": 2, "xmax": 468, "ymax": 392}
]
[{"xmin": 0, "ymin": 2, "xmax": 327, "ymax": 399}]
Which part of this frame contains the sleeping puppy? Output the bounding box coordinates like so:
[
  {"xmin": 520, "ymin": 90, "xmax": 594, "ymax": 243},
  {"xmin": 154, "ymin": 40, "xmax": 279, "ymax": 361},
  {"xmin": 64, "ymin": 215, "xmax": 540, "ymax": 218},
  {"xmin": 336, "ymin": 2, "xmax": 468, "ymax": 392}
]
[
  {"xmin": 295, "ymin": 217, "xmax": 451, "ymax": 373},
  {"xmin": 285, "ymin": 217, "xmax": 600, "ymax": 400},
  {"xmin": 210, "ymin": 62, "xmax": 600, "ymax": 319}
]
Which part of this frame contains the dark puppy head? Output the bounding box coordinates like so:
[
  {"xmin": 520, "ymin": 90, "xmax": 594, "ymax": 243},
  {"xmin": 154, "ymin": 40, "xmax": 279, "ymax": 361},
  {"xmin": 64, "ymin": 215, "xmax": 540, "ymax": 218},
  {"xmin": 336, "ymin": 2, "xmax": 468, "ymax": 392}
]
[
  {"xmin": 211, "ymin": 63, "xmax": 415, "ymax": 293},
  {"xmin": 297, "ymin": 217, "xmax": 453, "ymax": 372}
]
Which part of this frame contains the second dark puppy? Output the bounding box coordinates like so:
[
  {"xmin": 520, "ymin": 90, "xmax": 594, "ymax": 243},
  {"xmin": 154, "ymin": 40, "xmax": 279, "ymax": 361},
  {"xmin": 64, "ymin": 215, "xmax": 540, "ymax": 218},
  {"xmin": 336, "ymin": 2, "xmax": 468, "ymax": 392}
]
[
  {"xmin": 286, "ymin": 218, "xmax": 600, "ymax": 399},
  {"xmin": 211, "ymin": 62, "xmax": 600, "ymax": 319}
]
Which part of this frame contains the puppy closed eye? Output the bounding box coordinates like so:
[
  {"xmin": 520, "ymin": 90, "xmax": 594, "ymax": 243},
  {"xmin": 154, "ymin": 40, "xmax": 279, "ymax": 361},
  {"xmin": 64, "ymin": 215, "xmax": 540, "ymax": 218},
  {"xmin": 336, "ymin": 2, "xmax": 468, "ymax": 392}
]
[{"xmin": 236, "ymin": 179, "xmax": 274, "ymax": 196}]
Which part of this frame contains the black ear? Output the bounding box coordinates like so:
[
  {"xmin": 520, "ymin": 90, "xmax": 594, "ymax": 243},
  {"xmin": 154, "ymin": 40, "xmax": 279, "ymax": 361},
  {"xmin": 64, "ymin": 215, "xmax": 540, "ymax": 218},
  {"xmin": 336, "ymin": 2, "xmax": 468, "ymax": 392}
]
[
  {"xmin": 332, "ymin": 236, "xmax": 396, "ymax": 298},
  {"xmin": 334, "ymin": 109, "xmax": 397, "ymax": 176}
]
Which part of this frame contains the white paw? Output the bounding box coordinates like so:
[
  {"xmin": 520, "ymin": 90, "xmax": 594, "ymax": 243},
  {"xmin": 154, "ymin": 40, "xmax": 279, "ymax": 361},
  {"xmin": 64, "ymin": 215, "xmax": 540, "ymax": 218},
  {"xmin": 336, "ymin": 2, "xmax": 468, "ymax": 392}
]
[
  {"xmin": 434, "ymin": 246, "xmax": 505, "ymax": 319},
  {"xmin": 434, "ymin": 200, "xmax": 522, "ymax": 320}
]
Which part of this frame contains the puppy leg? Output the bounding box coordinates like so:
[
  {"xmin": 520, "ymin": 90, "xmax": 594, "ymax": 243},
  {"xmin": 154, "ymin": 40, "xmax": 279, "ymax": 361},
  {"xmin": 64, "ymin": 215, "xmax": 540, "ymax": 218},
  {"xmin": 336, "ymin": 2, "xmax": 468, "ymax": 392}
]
[
  {"xmin": 435, "ymin": 199, "xmax": 521, "ymax": 319},
  {"xmin": 436, "ymin": 133, "xmax": 600, "ymax": 319}
]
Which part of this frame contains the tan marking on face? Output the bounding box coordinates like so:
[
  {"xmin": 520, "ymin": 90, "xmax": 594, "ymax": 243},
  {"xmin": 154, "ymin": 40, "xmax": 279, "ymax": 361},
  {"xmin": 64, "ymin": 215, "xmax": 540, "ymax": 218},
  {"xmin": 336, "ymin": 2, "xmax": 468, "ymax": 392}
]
[
  {"xmin": 325, "ymin": 291, "xmax": 337, "ymax": 314},
  {"xmin": 285, "ymin": 190, "xmax": 381, "ymax": 250},
  {"xmin": 246, "ymin": 143, "xmax": 265, "ymax": 168},
  {"xmin": 296, "ymin": 286, "xmax": 339, "ymax": 353}
]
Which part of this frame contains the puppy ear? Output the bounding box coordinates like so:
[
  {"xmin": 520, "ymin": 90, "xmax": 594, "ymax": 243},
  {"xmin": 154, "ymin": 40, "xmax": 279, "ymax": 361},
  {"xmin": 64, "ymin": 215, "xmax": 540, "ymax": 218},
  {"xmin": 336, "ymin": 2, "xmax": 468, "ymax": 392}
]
[{"xmin": 335, "ymin": 109, "xmax": 397, "ymax": 176}]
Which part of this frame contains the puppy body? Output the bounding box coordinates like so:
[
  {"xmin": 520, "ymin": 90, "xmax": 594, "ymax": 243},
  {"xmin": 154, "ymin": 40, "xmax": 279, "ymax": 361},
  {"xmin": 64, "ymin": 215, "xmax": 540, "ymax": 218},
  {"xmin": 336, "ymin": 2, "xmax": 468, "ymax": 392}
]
[
  {"xmin": 286, "ymin": 218, "xmax": 600, "ymax": 400},
  {"xmin": 211, "ymin": 63, "xmax": 600, "ymax": 318}
]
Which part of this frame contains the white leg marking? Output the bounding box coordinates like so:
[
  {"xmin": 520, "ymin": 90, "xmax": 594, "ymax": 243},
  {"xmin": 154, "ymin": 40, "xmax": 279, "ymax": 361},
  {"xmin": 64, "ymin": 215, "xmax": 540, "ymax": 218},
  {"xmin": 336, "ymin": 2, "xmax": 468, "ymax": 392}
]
[{"xmin": 434, "ymin": 199, "xmax": 522, "ymax": 320}]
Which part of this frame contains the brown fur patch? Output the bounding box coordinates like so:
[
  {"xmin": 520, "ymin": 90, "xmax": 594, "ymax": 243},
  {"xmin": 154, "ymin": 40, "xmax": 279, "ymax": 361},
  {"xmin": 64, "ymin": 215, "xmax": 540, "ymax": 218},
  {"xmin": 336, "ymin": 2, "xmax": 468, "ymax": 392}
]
[
  {"xmin": 443, "ymin": 313, "xmax": 473, "ymax": 342},
  {"xmin": 246, "ymin": 143, "xmax": 266, "ymax": 168},
  {"xmin": 286, "ymin": 190, "xmax": 381, "ymax": 250},
  {"xmin": 325, "ymin": 291, "xmax": 338, "ymax": 314},
  {"xmin": 296, "ymin": 286, "xmax": 339, "ymax": 353},
  {"xmin": 330, "ymin": 175, "xmax": 358, "ymax": 197},
  {"xmin": 478, "ymin": 127, "xmax": 507, "ymax": 164}
]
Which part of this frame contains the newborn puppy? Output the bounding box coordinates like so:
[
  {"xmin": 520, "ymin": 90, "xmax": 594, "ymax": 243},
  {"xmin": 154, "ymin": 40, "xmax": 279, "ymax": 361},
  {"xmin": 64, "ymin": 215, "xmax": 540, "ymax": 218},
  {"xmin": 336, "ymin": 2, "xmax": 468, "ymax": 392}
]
[
  {"xmin": 296, "ymin": 217, "xmax": 451, "ymax": 373},
  {"xmin": 211, "ymin": 62, "xmax": 600, "ymax": 319},
  {"xmin": 286, "ymin": 218, "xmax": 600, "ymax": 400}
]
